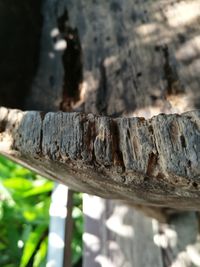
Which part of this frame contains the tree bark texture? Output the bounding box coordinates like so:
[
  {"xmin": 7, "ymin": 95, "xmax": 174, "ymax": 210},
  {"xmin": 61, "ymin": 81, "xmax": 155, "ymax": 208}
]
[{"xmin": 0, "ymin": 0, "xmax": 200, "ymax": 266}]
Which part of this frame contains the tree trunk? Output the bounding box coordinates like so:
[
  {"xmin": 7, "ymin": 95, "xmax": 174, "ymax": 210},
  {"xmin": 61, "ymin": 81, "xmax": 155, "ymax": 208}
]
[{"xmin": 0, "ymin": 0, "xmax": 200, "ymax": 266}]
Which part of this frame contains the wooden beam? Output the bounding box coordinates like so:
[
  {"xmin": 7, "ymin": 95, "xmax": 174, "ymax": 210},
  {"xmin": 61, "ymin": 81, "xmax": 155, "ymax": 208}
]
[{"xmin": 1, "ymin": 106, "xmax": 200, "ymax": 209}]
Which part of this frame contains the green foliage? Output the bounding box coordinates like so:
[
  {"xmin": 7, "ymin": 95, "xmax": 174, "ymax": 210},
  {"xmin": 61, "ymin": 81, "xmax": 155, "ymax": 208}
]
[
  {"xmin": 72, "ymin": 193, "xmax": 83, "ymax": 265},
  {"xmin": 0, "ymin": 156, "xmax": 83, "ymax": 267},
  {"xmin": 0, "ymin": 156, "xmax": 53, "ymax": 267}
]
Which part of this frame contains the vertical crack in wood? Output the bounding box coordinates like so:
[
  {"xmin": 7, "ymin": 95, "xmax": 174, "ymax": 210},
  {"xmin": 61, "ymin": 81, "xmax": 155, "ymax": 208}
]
[
  {"xmin": 85, "ymin": 115, "xmax": 96, "ymax": 164},
  {"xmin": 0, "ymin": 108, "xmax": 9, "ymax": 136},
  {"xmin": 111, "ymin": 119, "xmax": 125, "ymax": 174},
  {"xmin": 96, "ymin": 59, "xmax": 108, "ymax": 115},
  {"xmin": 0, "ymin": 119, "xmax": 7, "ymax": 133},
  {"xmin": 38, "ymin": 111, "xmax": 46, "ymax": 156},
  {"xmin": 57, "ymin": 10, "xmax": 83, "ymax": 111},
  {"xmin": 146, "ymin": 152, "xmax": 159, "ymax": 178},
  {"xmin": 162, "ymin": 45, "xmax": 184, "ymax": 96},
  {"xmin": 146, "ymin": 121, "xmax": 161, "ymax": 180}
]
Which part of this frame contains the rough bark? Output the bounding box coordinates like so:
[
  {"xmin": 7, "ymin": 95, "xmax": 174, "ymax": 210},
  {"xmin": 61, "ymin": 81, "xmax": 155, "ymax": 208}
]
[
  {"xmin": 66, "ymin": 0, "xmax": 200, "ymax": 116},
  {"xmin": 1, "ymin": 0, "xmax": 200, "ymax": 266},
  {"xmin": 1, "ymin": 106, "xmax": 200, "ymax": 210}
]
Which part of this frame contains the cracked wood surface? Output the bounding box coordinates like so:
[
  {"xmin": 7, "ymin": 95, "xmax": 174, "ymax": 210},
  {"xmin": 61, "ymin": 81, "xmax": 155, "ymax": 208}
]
[
  {"xmin": 1, "ymin": 0, "xmax": 200, "ymax": 266},
  {"xmin": 1, "ymin": 107, "xmax": 200, "ymax": 210},
  {"xmin": 66, "ymin": 0, "xmax": 200, "ymax": 117}
]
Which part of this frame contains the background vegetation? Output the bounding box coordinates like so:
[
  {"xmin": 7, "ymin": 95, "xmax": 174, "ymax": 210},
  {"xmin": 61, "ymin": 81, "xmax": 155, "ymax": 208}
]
[{"xmin": 0, "ymin": 155, "xmax": 83, "ymax": 267}]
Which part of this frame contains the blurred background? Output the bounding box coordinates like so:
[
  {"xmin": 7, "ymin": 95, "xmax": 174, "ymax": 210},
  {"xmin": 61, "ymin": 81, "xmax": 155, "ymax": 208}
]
[{"xmin": 0, "ymin": 155, "xmax": 83, "ymax": 267}]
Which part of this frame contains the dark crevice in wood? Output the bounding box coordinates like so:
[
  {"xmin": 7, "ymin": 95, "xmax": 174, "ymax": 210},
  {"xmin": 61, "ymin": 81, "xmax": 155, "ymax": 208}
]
[
  {"xmin": 188, "ymin": 160, "xmax": 192, "ymax": 168},
  {"xmin": 146, "ymin": 152, "xmax": 158, "ymax": 177},
  {"xmin": 127, "ymin": 128, "xmax": 131, "ymax": 140},
  {"xmin": 96, "ymin": 60, "xmax": 108, "ymax": 115},
  {"xmin": 38, "ymin": 111, "xmax": 46, "ymax": 156},
  {"xmin": 0, "ymin": 0, "xmax": 43, "ymax": 110},
  {"xmin": 177, "ymin": 33, "xmax": 186, "ymax": 44},
  {"xmin": 111, "ymin": 119, "xmax": 125, "ymax": 171},
  {"xmin": 162, "ymin": 45, "xmax": 184, "ymax": 96},
  {"xmin": 148, "ymin": 125, "xmax": 154, "ymax": 135},
  {"xmin": 57, "ymin": 9, "xmax": 69, "ymax": 32},
  {"xmin": 0, "ymin": 120, "xmax": 7, "ymax": 133},
  {"xmin": 83, "ymin": 116, "xmax": 97, "ymax": 164},
  {"xmin": 136, "ymin": 72, "xmax": 142, "ymax": 78},
  {"xmin": 180, "ymin": 134, "xmax": 186, "ymax": 148},
  {"xmin": 192, "ymin": 182, "xmax": 198, "ymax": 189},
  {"xmin": 58, "ymin": 10, "xmax": 83, "ymax": 111},
  {"xmin": 90, "ymin": 120, "xmax": 97, "ymax": 164},
  {"xmin": 110, "ymin": 2, "xmax": 122, "ymax": 13}
]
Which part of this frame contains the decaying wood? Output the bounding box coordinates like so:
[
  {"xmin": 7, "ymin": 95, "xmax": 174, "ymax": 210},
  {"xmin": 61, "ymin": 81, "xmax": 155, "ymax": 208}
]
[
  {"xmin": 1, "ymin": 0, "xmax": 200, "ymax": 266},
  {"xmin": 66, "ymin": 0, "xmax": 200, "ymax": 117},
  {"xmin": 1, "ymin": 106, "xmax": 200, "ymax": 210},
  {"xmin": 60, "ymin": 1, "xmax": 200, "ymax": 266}
]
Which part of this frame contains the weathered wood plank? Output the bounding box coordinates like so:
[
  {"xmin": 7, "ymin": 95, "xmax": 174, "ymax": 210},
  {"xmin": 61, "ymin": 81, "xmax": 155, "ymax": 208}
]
[
  {"xmin": 62, "ymin": 1, "xmax": 200, "ymax": 266},
  {"xmin": 1, "ymin": 0, "xmax": 200, "ymax": 266},
  {"xmin": 1, "ymin": 106, "xmax": 200, "ymax": 210}
]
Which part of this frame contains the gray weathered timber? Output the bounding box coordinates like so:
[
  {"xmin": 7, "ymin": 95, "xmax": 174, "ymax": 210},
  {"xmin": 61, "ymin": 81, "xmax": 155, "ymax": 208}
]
[
  {"xmin": 66, "ymin": 0, "xmax": 200, "ymax": 117},
  {"xmin": 62, "ymin": 1, "xmax": 200, "ymax": 266},
  {"xmin": 1, "ymin": 0, "xmax": 200, "ymax": 266},
  {"xmin": 1, "ymin": 106, "xmax": 200, "ymax": 210}
]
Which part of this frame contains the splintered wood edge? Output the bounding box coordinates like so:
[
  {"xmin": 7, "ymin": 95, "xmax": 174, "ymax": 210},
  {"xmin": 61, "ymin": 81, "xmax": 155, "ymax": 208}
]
[{"xmin": 0, "ymin": 106, "xmax": 200, "ymax": 210}]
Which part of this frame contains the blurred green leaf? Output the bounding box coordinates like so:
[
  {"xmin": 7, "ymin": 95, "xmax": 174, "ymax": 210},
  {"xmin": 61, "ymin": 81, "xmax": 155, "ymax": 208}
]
[
  {"xmin": 0, "ymin": 156, "xmax": 52, "ymax": 267},
  {"xmin": 3, "ymin": 177, "xmax": 33, "ymax": 191},
  {"xmin": 72, "ymin": 192, "xmax": 83, "ymax": 265},
  {"xmin": 72, "ymin": 239, "xmax": 82, "ymax": 265},
  {"xmin": 21, "ymin": 224, "xmax": 32, "ymax": 244},
  {"xmin": 0, "ymin": 155, "xmax": 83, "ymax": 267},
  {"xmin": 13, "ymin": 168, "xmax": 34, "ymax": 178},
  {"xmin": 22, "ymin": 199, "xmax": 51, "ymax": 224},
  {"xmin": 22, "ymin": 181, "xmax": 53, "ymax": 198},
  {"xmin": 0, "ymin": 155, "xmax": 16, "ymax": 169},
  {"xmin": 20, "ymin": 225, "xmax": 47, "ymax": 267},
  {"xmin": 0, "ymin": 162, "xmax": 10, "ymax": 177},
  {"xmin": 33, "ymin": 237, "xmax": 48, "ymax": 267}
]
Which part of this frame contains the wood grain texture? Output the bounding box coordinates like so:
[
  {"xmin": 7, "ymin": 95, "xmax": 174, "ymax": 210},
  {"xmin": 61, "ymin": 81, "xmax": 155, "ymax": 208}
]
[
  {"xmin": 1, "ymin": 106, "xmax": 200, "ymax": 210},
  {"xmin": 63, "ymin": 1, "xmax": 200, "ymax": 266},
  {"xmin": 66, "ymin": 0, "xmax": 200, "ymax": 117},
  {"xmin": 1, "ymin": 0, "xmax": 200, "ymax": 266}
]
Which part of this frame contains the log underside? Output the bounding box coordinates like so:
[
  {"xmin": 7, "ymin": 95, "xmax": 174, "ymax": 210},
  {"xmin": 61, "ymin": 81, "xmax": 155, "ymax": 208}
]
[{"xmin": 1, "ymin": 107, "xmax": 200, "ymax": 210}]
